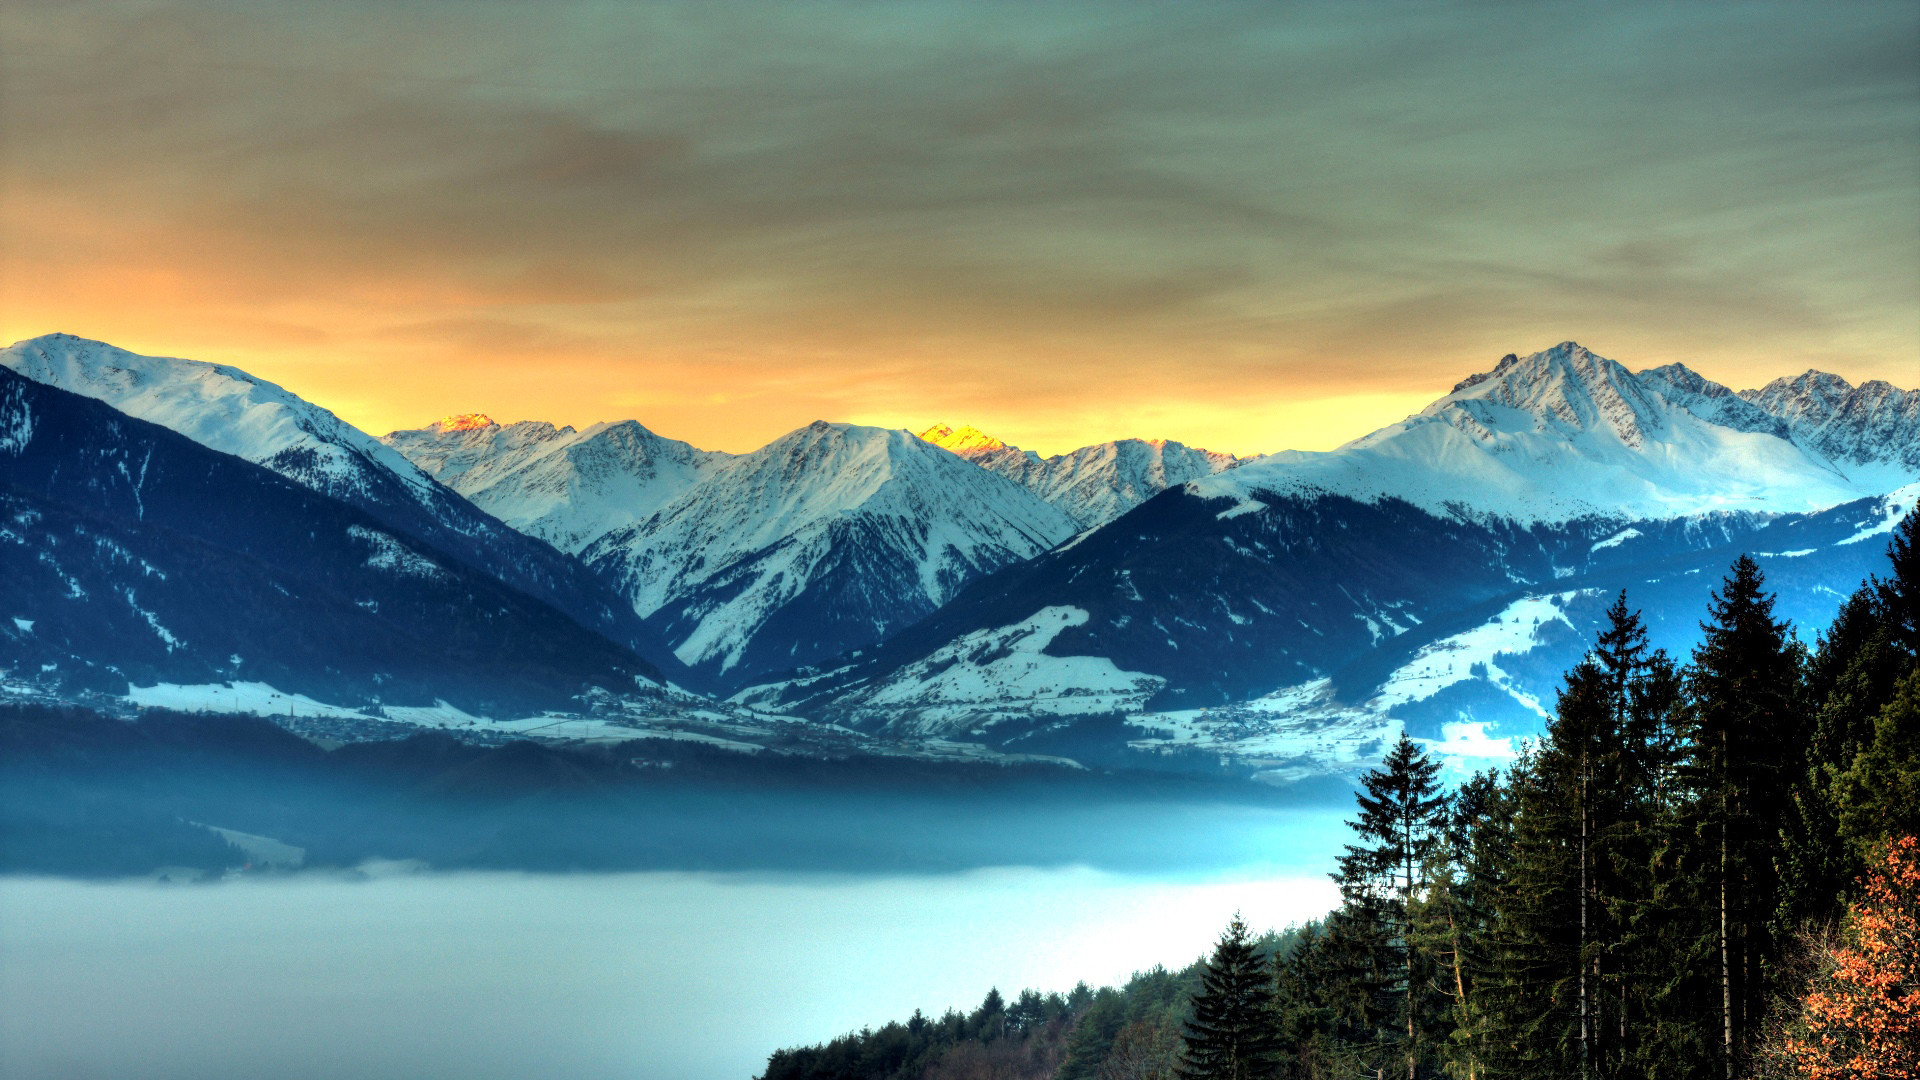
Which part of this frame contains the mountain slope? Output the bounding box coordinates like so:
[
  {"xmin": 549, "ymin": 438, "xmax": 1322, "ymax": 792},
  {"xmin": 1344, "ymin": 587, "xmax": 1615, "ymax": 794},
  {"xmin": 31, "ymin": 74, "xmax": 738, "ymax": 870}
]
[
  {"xmin": 1740, "ymin": 371, "xmax": 1920, "ymax": 488},
  {"xmin": 748, "ymin": 344, "xmax": 1917, "ymax": 773},
  {"xmin": 583, "ymin": 422, "xmax": 1080, "ymax": 687},
  {"xmin": 0, "ymin": 334, "xmax": 694, "ymax": 686},
  {"xmin": 1186, "ymin": 342, "xmax": 1880, "ymax": 525},
  {"xmin": 383, "ymin": 415, "xmax": 729, "ymax": 554},
  {"xmin": 917, "ymin": 423, "xmax": 1244, "ymax": 529},
  {"xmin": 0, "ymin": 367, "xmax": 663, "ymax": 714}
]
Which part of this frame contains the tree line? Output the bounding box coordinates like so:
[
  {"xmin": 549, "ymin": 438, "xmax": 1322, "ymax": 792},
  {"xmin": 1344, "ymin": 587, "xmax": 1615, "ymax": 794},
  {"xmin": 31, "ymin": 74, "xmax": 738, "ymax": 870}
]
[
  {"xmin": 1184, "ymin": 509, "xmax": 1919, "ymax": 1080},
  {"xmin": 759, "ymin": 510, "xmax": 1919, "ymax": 1079}
]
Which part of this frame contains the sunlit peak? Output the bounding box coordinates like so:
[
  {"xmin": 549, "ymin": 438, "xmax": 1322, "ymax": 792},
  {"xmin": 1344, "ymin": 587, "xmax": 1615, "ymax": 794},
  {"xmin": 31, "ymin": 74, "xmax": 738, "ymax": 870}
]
[
  {"xmin": 916, "ymin": 423, "xmax": 1009, "ymax": 455},
  {"xmin": 434, "ymin": 413, "xmax": 496, "ymax": 433}
]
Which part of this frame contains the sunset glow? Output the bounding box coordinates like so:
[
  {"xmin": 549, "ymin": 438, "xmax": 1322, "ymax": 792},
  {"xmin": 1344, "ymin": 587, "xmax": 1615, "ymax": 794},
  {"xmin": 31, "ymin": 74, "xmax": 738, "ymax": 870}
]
[{"xmin": 2, "ymin": 2, "xmax": 1914, "ymax": 456}]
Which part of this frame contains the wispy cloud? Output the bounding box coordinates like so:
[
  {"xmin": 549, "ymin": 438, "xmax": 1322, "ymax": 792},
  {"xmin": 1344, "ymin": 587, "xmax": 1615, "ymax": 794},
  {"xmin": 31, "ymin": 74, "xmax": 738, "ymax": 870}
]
[{"xmin": 2, "ymin": 1, "xmax": 1914, "ymax": 453}]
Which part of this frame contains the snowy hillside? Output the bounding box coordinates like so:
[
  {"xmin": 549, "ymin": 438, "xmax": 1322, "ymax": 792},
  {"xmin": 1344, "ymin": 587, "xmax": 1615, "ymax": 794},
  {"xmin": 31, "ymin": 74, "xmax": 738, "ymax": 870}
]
[
  {"xmin": 2, "ymin": 334, "xmax": 444, "ymax": 504},
  {"xmin": 0, "ymin": 334, "xmax": 693, "ymax": 682},
  {"xmin": 0, "ymin": 366, "xmax": 666, "ymax": 714},
  {"xmin": 918, "ymin": 423, "xmax": 1244, "ymax": 529},
  {"xmin": 1185, "ymin": 342, "xmax": 1893, "ymax": 525},
  {"xmin": 384, "ymin": 415, "xmax": 729, "ymax": 553},
  {"xmin": 584, "ymin": 421, "xmax": 1080, "ymax": 686},
  {"xmin": 756, "ymin": 344, "xmax": 1915, "ymax": 780}
]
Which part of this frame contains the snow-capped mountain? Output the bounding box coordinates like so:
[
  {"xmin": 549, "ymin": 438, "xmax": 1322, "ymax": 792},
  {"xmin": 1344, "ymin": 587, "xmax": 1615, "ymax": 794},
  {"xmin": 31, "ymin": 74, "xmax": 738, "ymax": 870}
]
[
  {"xmin": 0, "ymin": 334, "xmax": 692, "ymax": 684},
  {"xmin": 1185, "ymin": 342, "xmax": 1882, "ymax": 525},
  {"xmin": 384, "ymin": 415, "xmax": 729, "ymax": 554},
  {"xmin": 0, "ymin": 367, "xmax": 664, "ymax": 714},
  {"xmin": 1740, "ymin": 371, "xmax": 1920, "ymax": 488},
  {"xmin": 917, "ymin": 423, "xmax": 1245, "ymax": 529},
  {"xmin": 748, "ymin": 343, "xmax": 1917, "ymax": 779},
  {"xmin": 583, "ymin": 421, "xmax": 1080, "ymax": 687}
]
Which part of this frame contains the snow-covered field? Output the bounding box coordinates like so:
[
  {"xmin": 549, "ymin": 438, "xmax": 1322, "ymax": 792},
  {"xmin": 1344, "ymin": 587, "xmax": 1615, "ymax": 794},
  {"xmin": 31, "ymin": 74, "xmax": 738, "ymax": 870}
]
[{"xmin": 853, "ymin": 606, "xmax": 1168, "ymax": 733}]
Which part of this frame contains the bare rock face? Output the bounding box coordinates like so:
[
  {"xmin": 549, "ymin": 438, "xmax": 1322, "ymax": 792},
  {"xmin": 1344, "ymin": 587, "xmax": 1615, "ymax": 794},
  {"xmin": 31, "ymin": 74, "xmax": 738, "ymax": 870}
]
[{"xmin": 1740, "ymin": 371, "xmax": 1920, "ymax": 480}]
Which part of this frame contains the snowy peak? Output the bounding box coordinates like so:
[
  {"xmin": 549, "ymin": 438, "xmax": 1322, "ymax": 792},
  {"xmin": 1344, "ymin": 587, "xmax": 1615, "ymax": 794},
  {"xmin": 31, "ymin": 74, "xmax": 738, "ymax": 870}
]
[
  {"xmin": 385, "ymin": 417, "xmax": 572, "ymax": 489},
  {"xmin": 1, "ymin": 333, "xmax": 443, "ymax": 504},
  {"xmin": 915, "ymin": 422, "xmax": 1244, "ymax": 529},
  {"xmin": 581, "ymin": 421, "xmax": 1079, "ymax": 684},
  {"xmin": 1202, "ymin": 342, "xmax": 1889, "ymax": 525},
  {"xmin": 917, "ymin": 423, "xmax": 1010, "ymax": 455},
  {"xmin": 644, "ymin": 421, "xmax": 1074, "ymax": 560},
  {"xmin": 1, "ymin": 334, "xmax": 693, "ymax": 682},
  {"xmin": 433, "ymin": 413, "xmax": 496, "ymax": 432},
  {"xmin": 384, "ymin": 415, "xmax": 725, "ymax": 554},
  {"xmin": 1635, "ymin": 363, "xmax": 1789, "ymax": 437},
  {"xmin": 1013, "ymin": 437, "xmax": 1244, "ymax": 529},
  {"xmin": 1412, "ymin": 341, "xmax": 1666, "ymax": 450},
  {"xmin": 1739, "ymin": 371, "xmax": 1920, "ymax": 480}
]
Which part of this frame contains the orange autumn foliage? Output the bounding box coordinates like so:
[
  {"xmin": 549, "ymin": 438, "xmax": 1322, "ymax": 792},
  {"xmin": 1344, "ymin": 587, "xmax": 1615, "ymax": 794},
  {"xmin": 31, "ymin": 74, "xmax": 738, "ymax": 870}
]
[{"xmin": 1783, "ymin": 834, "xmax": 1920, "ymax": 1080}]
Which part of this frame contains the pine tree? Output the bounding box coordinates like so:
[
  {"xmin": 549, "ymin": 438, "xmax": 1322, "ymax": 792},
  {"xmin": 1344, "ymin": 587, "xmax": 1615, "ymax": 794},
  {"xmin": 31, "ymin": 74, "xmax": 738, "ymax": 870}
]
[
  {"xmin": 1684, "ymin": 554, "xmax": 1804, "ymax": 1077},
  {"xmin": 1473, "ymin": 748, "xmax": 1579, "ymax": 1080},
  {"xmin": 1179, "ymin": 915, "xmax": 1284, "ymax": 1080},
  {"xmin": 1875, "ymin": 509, "xmax": 1920, "ymax": 659},
  {"xmin": 1776, "ymin": 586, "xmax": 1908, "ymax": 939},
  {"xmin": 1413, "ymin": 769, "xmax": 1501, "ymax": 1080},
  {"xmin": 1333, "ymin": 733, "xmax": 1449, "ymax": 1080},
  {"xmin": 1587, "ymin": 595, "xmax": 1707, "ymax": 1079},
  {"xmin": 1832, "ymin": 671, "xmax": 1920, "ymax": 862}
]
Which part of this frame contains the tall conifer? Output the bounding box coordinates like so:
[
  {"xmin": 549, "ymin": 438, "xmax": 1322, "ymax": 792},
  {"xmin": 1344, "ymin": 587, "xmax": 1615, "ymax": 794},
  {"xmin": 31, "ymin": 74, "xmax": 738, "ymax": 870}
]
[
  {"xmin": 1684, "ymin": 555, "xmax": 1802, "ymax": 1076},
  {"xmin": 1333, "ymin": 734, "xmax": 1448, "ymax": 1080},
  {"xmin": 1180, "ymin": 915, "xmax": 1284, "ymax": 1080}
]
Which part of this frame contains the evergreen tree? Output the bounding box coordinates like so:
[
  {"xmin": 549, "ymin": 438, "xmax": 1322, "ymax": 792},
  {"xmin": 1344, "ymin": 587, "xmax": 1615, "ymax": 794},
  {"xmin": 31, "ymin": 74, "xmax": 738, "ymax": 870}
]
[
  {"xmin": 1271, "ymin": 921, "xmax": 1347, "ymax": 1080},
  {"xmin": 1413, "ymin": 769, "xmax": 1501, "ymax": 1080},
  {"xmin": 1179, "ymin": 915, "xmax": 1284, "ymax": 1080},
  {"xmin": 1683, "ymin": 555, "xmax": 1803, "ymax": 1077},
  {"xmin": 1832, "ymin": 671, "xmax": 1920, "ymax": 862},
  {"xmin": 1776, "ymin": 586, "xmax": 1909, "ymax": 939},
  {"xmin": 1473, "ymin": 748, "xmax": 1578, "ymax": 1080},
  {"xmin": 1875, "ymin": 509, "xmax": 1920, "ymax": 658},
  {"xmin": 1333, "ymin": 733, "xmax": 1449, "ymax": 1079}
]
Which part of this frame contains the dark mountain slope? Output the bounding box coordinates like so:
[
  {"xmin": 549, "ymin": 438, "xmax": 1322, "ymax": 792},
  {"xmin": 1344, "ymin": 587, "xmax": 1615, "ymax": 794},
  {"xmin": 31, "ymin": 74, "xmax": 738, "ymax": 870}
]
[{"xmin": 0, "ymin": 367, "xmax": 662, "ymax": 715}]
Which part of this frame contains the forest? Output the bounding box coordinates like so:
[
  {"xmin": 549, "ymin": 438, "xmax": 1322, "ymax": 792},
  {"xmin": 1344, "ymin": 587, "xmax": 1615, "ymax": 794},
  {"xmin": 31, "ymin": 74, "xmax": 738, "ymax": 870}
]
[{"xmin": 760, "ymin": 511, "xmax": 1920, "ymax": 1080}]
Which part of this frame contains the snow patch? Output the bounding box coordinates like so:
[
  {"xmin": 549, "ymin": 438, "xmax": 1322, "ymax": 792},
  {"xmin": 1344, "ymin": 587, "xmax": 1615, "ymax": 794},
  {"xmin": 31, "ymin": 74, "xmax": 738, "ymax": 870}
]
[
  {"xmin": 128, "ymin": 682, "xmax": 378, "ymax": 720},
  {"xmin": 347, "ymin": 525, "xmax": 448, "ymax": 580},
  {"xmin": 1591, "ymin": 527, "xmax": 1642, "ymax": 552}
]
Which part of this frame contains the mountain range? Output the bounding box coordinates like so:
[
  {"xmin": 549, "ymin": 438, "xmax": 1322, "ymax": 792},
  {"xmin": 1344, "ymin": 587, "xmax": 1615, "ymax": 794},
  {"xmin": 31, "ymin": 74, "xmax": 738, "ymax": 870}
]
[{"xmin": 3, "ymin": 333, "xmax": 1914, "ymax": 782}]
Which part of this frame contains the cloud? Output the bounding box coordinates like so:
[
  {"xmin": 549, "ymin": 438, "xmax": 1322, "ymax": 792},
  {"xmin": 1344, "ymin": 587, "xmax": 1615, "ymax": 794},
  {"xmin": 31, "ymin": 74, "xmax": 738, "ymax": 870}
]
[{"xmin": 1, "ymin": 0, "xmax": 1914, "ymax": 454}]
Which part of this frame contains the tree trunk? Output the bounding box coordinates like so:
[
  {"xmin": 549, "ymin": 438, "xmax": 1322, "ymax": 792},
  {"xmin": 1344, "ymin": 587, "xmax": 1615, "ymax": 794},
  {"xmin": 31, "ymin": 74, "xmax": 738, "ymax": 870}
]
[
  {"xmin": 1720, "ymin": 818, "xmax": 1732, "ymax": 1080},
  {"xmin": 1448, "ymin": 909, "xmax": 1472, "ymax": 1080},
  {"xmin": 1406, "ymin": 815, "xmax": 1416, "ymax": 1080},
  {"xmin": 1580, "ymin": 749, "xmax": 1591, "ymax": 1080}
]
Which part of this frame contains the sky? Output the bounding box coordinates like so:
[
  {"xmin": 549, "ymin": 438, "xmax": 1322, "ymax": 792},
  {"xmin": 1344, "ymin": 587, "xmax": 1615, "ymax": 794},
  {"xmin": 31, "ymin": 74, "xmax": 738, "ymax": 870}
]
[{"xmin": 2, "ymin": 1, "xmax": 1916, "ymax": 456}]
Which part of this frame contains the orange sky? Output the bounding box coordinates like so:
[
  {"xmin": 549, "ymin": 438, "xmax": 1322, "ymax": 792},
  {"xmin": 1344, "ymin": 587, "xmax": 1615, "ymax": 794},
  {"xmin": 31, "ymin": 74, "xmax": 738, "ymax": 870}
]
[{"xmin": 3, "ymin": 2, "xmax": 1915, "ymax": 456}]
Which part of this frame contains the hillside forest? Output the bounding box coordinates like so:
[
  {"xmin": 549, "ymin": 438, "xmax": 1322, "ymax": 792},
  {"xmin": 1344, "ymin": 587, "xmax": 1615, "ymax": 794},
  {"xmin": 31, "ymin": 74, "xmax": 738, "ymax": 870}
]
[{"xmin": 761, "ymin": 510, "xmax": 1920, "ymax": 1080}]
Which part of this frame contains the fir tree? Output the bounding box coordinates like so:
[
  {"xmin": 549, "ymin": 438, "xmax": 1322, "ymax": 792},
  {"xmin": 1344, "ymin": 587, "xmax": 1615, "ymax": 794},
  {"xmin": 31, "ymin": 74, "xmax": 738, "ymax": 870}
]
[
  {"xmin": 1333, "ymin": 733, "xmax": 1449, "ymax": 1080},
  {"xmin": 1684, "ymin": 554, "xmax": 1803, "ymax": 1077},
  {"xmin": 1875, "ymin": 509, "xmax": 1920, "ymax": 658},
  {"xmin": 1776, "ymin": 585, "xmax": 1908, "ymax": 940},
  {"xmin": 1473, "ymin": 748, "xmax": 1578, "ymax": 1080},
  {"xmin": 1179, "ymin": 915, "xmax": 1284, "ymax": 1080},
  {"xmin": 1413, "ymin": 769, "xmax": 1501, "ymax": 1080}
]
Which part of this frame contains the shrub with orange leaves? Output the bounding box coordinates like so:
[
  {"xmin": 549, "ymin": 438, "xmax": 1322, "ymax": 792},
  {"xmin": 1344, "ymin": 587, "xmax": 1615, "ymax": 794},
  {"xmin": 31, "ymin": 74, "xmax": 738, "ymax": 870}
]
[{"xmin": 1782, "ymin": 834, "xmax": 1920, "ymax": 1079}]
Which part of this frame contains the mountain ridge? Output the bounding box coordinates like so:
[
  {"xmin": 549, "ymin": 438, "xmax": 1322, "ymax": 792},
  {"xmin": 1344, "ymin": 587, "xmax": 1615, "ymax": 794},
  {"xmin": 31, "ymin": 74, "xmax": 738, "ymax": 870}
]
[{"xmin": 1, "ymin": 334, "xmax": 697, "ymax": 686}]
